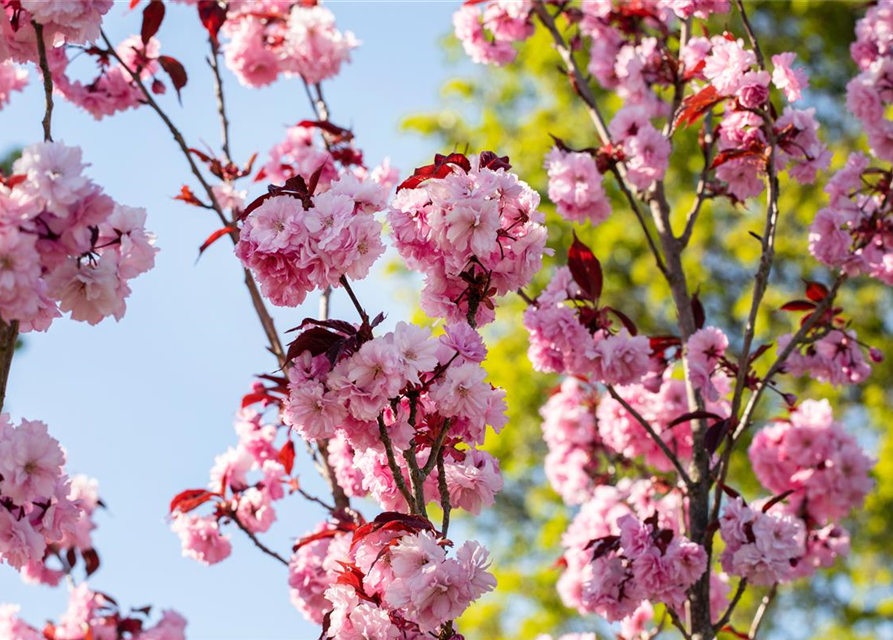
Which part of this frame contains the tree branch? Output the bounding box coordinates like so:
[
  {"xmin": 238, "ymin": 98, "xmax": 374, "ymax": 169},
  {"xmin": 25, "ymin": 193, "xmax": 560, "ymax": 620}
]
[
  {"xmin": 605, "ymin": 384, "xmax": 692, "ymax": 486},
  {"xmin": 749, "ymin": 584, "xmax": 778, "ymax": 639}
]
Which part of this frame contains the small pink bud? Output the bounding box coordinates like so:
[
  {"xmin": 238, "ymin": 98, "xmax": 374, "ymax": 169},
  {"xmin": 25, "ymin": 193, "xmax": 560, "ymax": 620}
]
[
  {"xmin": 870, "ymin": 347, "xmax": 884, "ymax": 363},
  {"xmin": 151, "ymin": 78, "xmax": 166, "ymax": 95}
]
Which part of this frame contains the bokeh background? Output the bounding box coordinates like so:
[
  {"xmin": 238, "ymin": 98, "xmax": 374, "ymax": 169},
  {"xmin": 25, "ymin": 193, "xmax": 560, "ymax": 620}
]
[{"xmin": 3, "ymin": 2, "xmax": 893, "ymax": 640}]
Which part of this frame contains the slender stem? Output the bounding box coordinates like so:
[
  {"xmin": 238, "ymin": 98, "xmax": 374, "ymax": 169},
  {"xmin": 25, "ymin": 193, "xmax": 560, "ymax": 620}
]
[
  {"xmin": 296, "ymin": 487, "xmax": 335, "ymax": 513},
  {"xmin": 339, "ymin": 275, "xmax": 368, "ymax": 323},
  {"xmin": 735, "ymin": 0, "xmax": 766, "ymax": 70},
  {"xmin": 680, "ymin": 113, "xmax": 715, "ymax": 247},
  {"xmin": 101, "ymin": 29, "xmax": 286, "ymax": 366},
  {"xmin": 421, "ymin": 418, "xmax": 451, "ymax": 478},
  {"xmin": 207, "ymin": 39, "xmax": 232, "ymax": 165},
  {"xmin": 378, "ymin": 414, "xmax": 415, "ymax": 511},
  {"xmin": 713, "ymin": 579, "xmax": 748, "ymax": 632},
  {"xmin": 230, "ymin": 512, "xmax": 289, "ymax": 567},
  {"xmin": 605, "ymin": 385, "xmax": 692, "ymax": 486},
  {"xmin": 748, "ymin": 585, "xmax": 778, "ymax": 639},
  {"xmin": 33, "ymin": 21, "xmax": 54, "ymax": 143}
]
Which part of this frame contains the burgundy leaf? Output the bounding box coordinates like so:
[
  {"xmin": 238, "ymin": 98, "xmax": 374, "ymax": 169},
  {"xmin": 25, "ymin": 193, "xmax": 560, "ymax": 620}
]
[
  {"xmin": 567, "ymin": 233, "xmax": 603, "ymax": 302},
  {"xmin": 141, "ymin": 0, "xmax": 165, "ymax": 45},
  {"xmin": 761, "ymin": 489, "xmax": 795, "ymax": 513},
  {"xmin": 691, "ymin": 291, "xmax": 705, "ymax": 330},
  {"xmin": 82, "ymin": 548, "xmax": 100, "ymax": 577},
  {"xmin": 197, "ymin": 0, "xmax": 227, "ymax": 47},
  {"xmin": 158, "ymin": 55, "xmax": 187, "ymax": 104},
  {"xmin": 704, "ymin": 418, "xmax": 730, "ymax": 454},
  {"xmin": 285, "ymin": 327, "xmax": 344, "ymax": 362},
  {"xmin": 667, "ymin": 410, "xmax": 723, "ymax": 429},
  {"xmin": 804, "ymin": 280, "xmax": 829, "ymax": 302},
  {"xmin": 478, "ymin": 150, "xmax": 511, "ymax": 171},
  {"xmin": 780, "ymin": 300, "xmax": 817, "ymax": 312}
]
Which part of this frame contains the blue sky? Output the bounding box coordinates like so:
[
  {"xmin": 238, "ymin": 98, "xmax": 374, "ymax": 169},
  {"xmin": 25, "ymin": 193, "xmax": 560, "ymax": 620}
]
[{"xmin": 0, "ymin": 3, "xmax": 467, "ymax": 638}]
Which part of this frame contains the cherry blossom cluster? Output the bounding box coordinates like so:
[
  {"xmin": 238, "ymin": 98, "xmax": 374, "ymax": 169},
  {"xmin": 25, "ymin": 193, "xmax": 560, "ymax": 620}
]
[
  {"xmin": 291, "ymin": 519, "xmax": 495, "ymax": 639},
  {"xmin": 0, "ymin": 141, "xmax": 157, "ymax": 330},
  {"xmin": 453, "ymin": 0, "xmax": 535, "ymax": 66},
  {"xmin": 807, "ymin": 4, "xmax": 893, "ymax": 286},
  {"xmin": 0, "ymin": 585, "xmax": 187, "ymax": 640},
  {"xmin": 543, "ymin": 147, "xmax": 611, "ymax": 226},
  {"xmin": 751, "ymin": 399, "xmax": 873, "ymax": 523},
  {"xmin": 221, "ymin": 2, "xmax": 357, "ymax": 88},
  {"xmin": 0, "ymin": 60, "xmax": 27, "ymax": 111},
  {"xmin": 555, "ymin": 479, "xmax": 725, "ymax": 630},
  {"xmin": 0, "ymin": 0, "xmax": 165, "ymax": 121},
  {"xmin": 235, "ymin": 171, "xmax": 388, "ymax": 307},
  {"xmin": 169, "ymin": 403, "xmax": 296, "ymax": 566},
  {"xmin": 388, "ymin": 151, "xmax": 548, "ymax": 326},
  {"xmin": 50, "ymin": 33, "xmax": 161, "ymax": 121},
  {"xmin": 0, "ymin": 415, "xmax": 84, "ymax": 574},
  {"xmin": 523, "ymin": 259, "xmax": 653, "ymax": 388},
  {"xmin": 0, "ymin": 0, "xmax": 111, "ymax": 63},
  {"xmin": 282, "ymin": 318, "xmax": 505, "ymax": 508}
]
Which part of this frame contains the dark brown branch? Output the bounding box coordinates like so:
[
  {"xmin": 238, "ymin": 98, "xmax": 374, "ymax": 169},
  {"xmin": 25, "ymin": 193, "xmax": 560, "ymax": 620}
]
[{"xmin": 33, "ymin": 21, "xmax": 54, "ymax": 143}]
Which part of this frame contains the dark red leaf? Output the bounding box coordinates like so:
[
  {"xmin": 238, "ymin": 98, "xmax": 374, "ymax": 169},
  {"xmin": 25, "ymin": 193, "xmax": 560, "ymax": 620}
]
[
  {"xmin": 804, "ymin": 280, "xmax": 829, "ymax": 302},
  {"xmin": 762, "ymin": 489, "xmax": 795, "ymax": 513},
  {"xmin": 158, "ymin": 55, "xmax": 187, "ymax": 104},
  {"xmin": 240, "ymin": 391, "xmax": 277, "ymax": 408},
  {"xmin": 748, "ymin": 343, "xmax": 772, "ymax": 364},
  {"xmin": 141, "ymin": 0, "xmax": 165, "ymax": 45},
  {"xmin": 197, "ymin": 226, "xmax": 234, "ymax": 259},
  {"xmin": 82, "ymin": 548, "xmax": 100, "ymax": 577},
  {"xmin": 278, "ymin": 440, "xmax": 296, "ymax": 475},
  {"xmin": 691, "ymin": 291, "xmax": 705, "ymax": 330},
  {"xmin": 719, "ymin": 482, "xmax": 743, "ymax": 501},
  {"xmin": 675, "ymin": 85, "xmax": 722, "ymax": 128},
  {"xmin": 285, "ymin": 327, "xmax": 344, "ymax": 362},
  {"xmin": 704, "ymin": 418, "xmax": 730, "ymax": 454},
  {"xmin": 585, "ymin": 535, "xmax": 620, "ymax": 560},
  {"xmin": 297, "ymin": 120, "xmax": 353, "ymax": 141},
  {"xmin": 567, "ymin": 233, "xmax": 603, "ymax": 302},
  {"xmin": 780, "ymin": 300, "xmax": 817, "ymax": 312},
  {"xmin": 351, "ymin": 512, "xmax": 434, "ymax": 551},
  {"xmin": 397, "ymin": 153, "xmax": 470, "ymax": 192},
  {"xmin": 667, "ymin": 410, "xmax": 723, "ymax": 429},
  {"xmin": 604, "ymin": 307, "xmax": 638, "ymax": 335},
  {"xmin": 169, "ymin": 489, "xmax": 216, "ymax": 514},
  {"xmin": 478, "ymin": 150, "xmax": 511, "ymax": 171},
  {"xmin": 197, "ymin": 0, "xmax": 227, "ymax": 47}
]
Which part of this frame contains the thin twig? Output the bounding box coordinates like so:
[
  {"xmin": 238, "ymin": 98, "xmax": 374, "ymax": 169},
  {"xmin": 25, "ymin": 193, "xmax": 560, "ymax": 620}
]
[
  {"xmin": 230, "ymin": 513, "xmax": 289, "ymax": 567},
  {"xmin": 749, "ymin": 584, "xmax": 778, "ymax": 639},
  {"xmin": 735, "ymin": 0, "xmax": 766, "ymax": 70},
  {"xmin": 713, "ymin": 578, "xmax": 748, "ymax": 632},
  {"xmin": 339, "ymin": 275, "xmax": 368, "ymax": 323},
  {"xmin": 680, "ymin": 112, "xmax": 715, "ymax": 247},
  {"xmin": 101, "ymin": 29, "xmax": 286, "ymax": 366},
  {"xmin": 207, "ymin": 39, "xmax": 232, "ymax": 165},
  {"xmin": 605, "ymin": 385, "xmax": 692, "ymax": 486},
  {"xmin": 378, "ymin": 414, "xmax": 415, "ymax": 511}
]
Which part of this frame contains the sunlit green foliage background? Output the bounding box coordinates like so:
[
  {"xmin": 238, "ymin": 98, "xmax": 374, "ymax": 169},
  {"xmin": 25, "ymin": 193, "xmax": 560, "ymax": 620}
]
[{"xmin": 402, "ymin": 3, "xmax": 893, "ymax": 639}]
